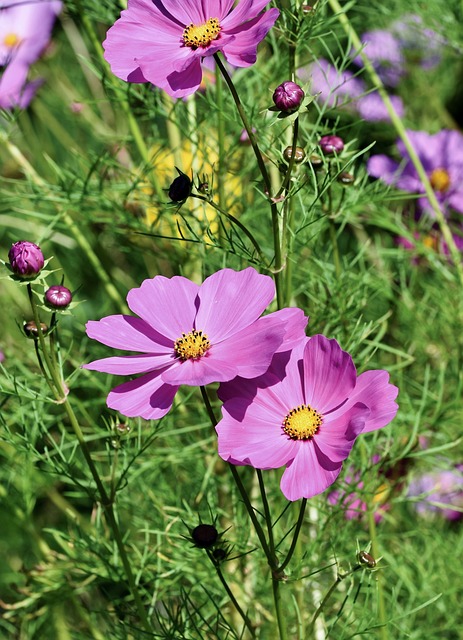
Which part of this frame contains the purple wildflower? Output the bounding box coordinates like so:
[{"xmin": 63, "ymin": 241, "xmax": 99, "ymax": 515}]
[
  {"xmin": 84, "ymin": 268, "xmax": 308, "ymax": 420},
  {"xmin": 392, "ymin": 14, "xmax": 443, "ymax": 70},
  {"xmin": 216, "ymin": 335, "xmax": 398, "ymax": 501},
  {"xmin": 103, "ymin": 0, "xmax": 279, "ymax": 99},
  {"xmin": 367, "ymin": 129, "xmax": 463, "ymax": 217},
  {"xmin": 352, "ymin": 29, "xmax": 405, "ymax": 88},
  {"xmin": 0, "ymin": 0, "xmax": 62, "ymax": 109},
  {"xmin": 356, "ymin": 92, "xmax": 404, "ymax": 121},
  {"xmin": 408, "ymin": 465, "xmax": 463, "ymax": 521}
]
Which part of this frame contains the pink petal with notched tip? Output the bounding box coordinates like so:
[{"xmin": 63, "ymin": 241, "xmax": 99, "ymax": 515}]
[
  {"xmin": 127, "ymin": 275, "xmax": 199, "ymax": 341},
  {"xmin": 280, "ymin": 443, "xmax": 343, "ymax": 501},
  {"xmin": 107, "ymin": 368, "xmax": 179, "ymax": 419},
  {"xmin": 195, "ymin": 267, "xmax": 275, "ymax": 342},
  {"xmin": 303, "ymin": 335, "xmax": 356, "ymax": 413}
]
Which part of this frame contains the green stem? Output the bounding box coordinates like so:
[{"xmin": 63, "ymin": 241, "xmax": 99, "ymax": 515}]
[
  {"xmin": 199, "ymin": 387, "xmax": 272, "ymax": 562},
  {"xmin": 257, "ymin": 469, "xmax": 277, "ymax": 564},
  {"xmin": 192, "ymin": 194, "xmax": 265, "ymax": 262},
  {"xmin": 328, "ymin": 0, "xmax": 463, "ymax": 286},
  {"xmin": 214, "ymin": 53, "xmax": 284, "ymax": 308},
  {"xmin": 215, "ymin": 62, "xmax": 227, "ymax": 212},
  {"xmin": 278, "ymin": 498, "xmax": 307, "ymax": 573},
  {"xmin": 26, "ymin": 288, "xmax": 152, "ymax": 634},
  {"xmin": 209, "ymin": 551, "xmax": 256, "ymax": 638}
]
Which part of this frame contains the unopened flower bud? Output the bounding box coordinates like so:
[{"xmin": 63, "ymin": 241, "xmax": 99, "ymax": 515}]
[
  {"xmin": 358, "ymin": 550, "xmax": 376, "ymax": 568},
  {"xmin": 302, "ymin": 4, "xmax": 314, "ymax": 13},
  {"xmin": 198, "ymin": 181, "xmax": 209, "ymax": 194},
  {"xmin": 168, "ymin": 170, "xmax": 192, "ymax": 202},
  {"xmin": 283, "ymin": 146, "xmax": 306, "ymax": 163},
  {"xmin": 191, "ymin": 524, "xmax": 218, "ymax": 549},
  {"xmin": 44, "ymin": 285, "xmax": 73, "ymax": 310},
  {"xmin": 273, "ymin": 81, "xmax": 305, "ymax": 113},
  {"xmin": 319, "ymin": 135, "xmax": 344, "ymax": 155},
  {"xmin": 337, "ymin": 171, "xmax": 355, "ymax": 185},
  {"xmin": 8, "ymin": 241, "xmax": 44, "ymax": 278},
  {"xmin": 24, "ymin": 320, "xmax": 49, "ymax": 339},
  {"xmin": 308, "ymin": 153, "xmax": 324, "ymax": 170}
]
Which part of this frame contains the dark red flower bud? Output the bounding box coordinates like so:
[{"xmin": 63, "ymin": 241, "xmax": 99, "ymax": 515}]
[
  {"xmin": 358, "ymin": 550, "xmax": 376, "ymax": 568},
  {"xmin": 44, "ymin": 285, "xmax": 73, "ymax": 310},
  {"xmin": 191, "ymin": 524, "xmax": 219, "ymax": 549},
  {"xmin": 319, "ymin": 135, "xmax": 344, "ymax": 155},
  {"xmin": 8, "ymin": 241, "xmax": 44, "ymax": 278},
  {"xmin": 273, "ymin": 81, "xmax": 305, "ymax": 113},
  {"xmin": 168, "ymin": 170, "xmax": 192, "ymax": 202}
]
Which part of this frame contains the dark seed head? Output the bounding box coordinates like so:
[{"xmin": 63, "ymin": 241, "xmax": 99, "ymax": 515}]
[{"xmin": 191, "ymin": 524, "xmax": 219, "ymax": 549}]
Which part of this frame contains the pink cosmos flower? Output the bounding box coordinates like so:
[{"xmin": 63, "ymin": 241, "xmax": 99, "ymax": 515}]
[
  {"xmin": 216, "ymin": 335, "xmax": 398, "ymax": 501},
  {"xmin": 0, "ymin": 0, "xmax": 62, "ymax": 109},
  {"xmin": 103, "ymin": 0, "xmax": 279, "ymax": 98},
  {"xmin": 84, "ymin": 267, "xmax": 307, "ymax": 420}
]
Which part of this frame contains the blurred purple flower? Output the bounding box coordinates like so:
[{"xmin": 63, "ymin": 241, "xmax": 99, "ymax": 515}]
[
  {"xmin": 408, "ymin": 465, "xmax": 463, "ymax": 521},
  {"xmin": 103, "ymin": 0, "xmax": 279, "ymax": 99},
  {"xmin": 300, "ymin": 58, "xmax": 404, "ymax": 123},
  {"xmin": 356, "ymin": 92, "xmax": 404, "ymax": 121},
  {"xmin": 367, "ymin": 129, "xmax": 463, "ymax": 217},
  {"xmin": 300, "ymin": 58, "xmax": 364, "ymax": 110},
  {"xmin": 352, "ymin": 29, "xmax": 405, "ymax": 88},
  {"xmin": 0, "ymin": 0, "xmax": 62, "ymax": 109},
  {"xmin": 0, "ymin": 350, "xmax": 4, "ymax": 363},
  {"xmin": 392, "ymin": 14, "xmax": 443, "ymax": 70}
]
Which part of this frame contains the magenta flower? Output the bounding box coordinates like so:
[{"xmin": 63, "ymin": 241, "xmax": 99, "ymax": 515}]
[
  {"xmin": 367, "ymin": 130, "xmax": 463, "ymax": 217},
  {"xmin": 84, "ymin": 268, "xmax": 307, "ymax": 420},
  {"xmin": 103, "ymin": 0, "xmax": 279, "ymax": 99},
  {"xmin": 0, "ymin": 0, "xmax": 62, "ymax": 109},
  {"xmin": 216, "ymin": 335, "xmax": 398, "ymax": 501}
]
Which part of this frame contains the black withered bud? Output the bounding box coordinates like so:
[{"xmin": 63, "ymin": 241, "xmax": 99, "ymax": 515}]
[
  {"xmin": 191, "ymin": 524, "xmax": 219, "ymax": 549},
  {"xmin": 168, "ymin": 169, "xmax": 192, "ymax": 202}
]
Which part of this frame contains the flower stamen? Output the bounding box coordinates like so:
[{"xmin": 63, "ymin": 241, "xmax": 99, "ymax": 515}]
[
  {"xmin": 183, "ymin": 18, "xmax": 221, "ymax": 49},
  {"xmin": 430, "ymin": 168, "xmax": 451, "ymax": 193},
  {"xmin": 282, "ymin": 404, "xmax": 323, "ymax": 440},
  {"xmin": 175, "ymin": 330, "xmax": 211, "ymax": 360},
  {"xmin": 3, "ymin": 33, "xmax": 20, "ymax": 48}
]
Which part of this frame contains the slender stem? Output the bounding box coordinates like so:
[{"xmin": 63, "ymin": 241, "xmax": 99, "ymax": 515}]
[
  {"xmin": 256, "ymin": 469, "xmax": 277, "ymax": 564},
  {"xmin": 192, "ymin": 194, "xmax": 265, "ymax": 262},
  {"xmin": 308, "ymin": 572, "xmax": 343, "ymax": 634},
  {"xmin": 214, "ymin": 53, "xmax": 284, "ymax": 308},
  {"xmin": 215, "ymin": 61, "xmax": 227, "ymax": 212},
  {"xmin": 272, "ymin": 578, "xmax": 289, "ymax": 640},
  {"xmin": 328, "ymin": 0, "xmax": 463, "ymax": 286},
  {"xmin": 26, "ymin": 288, "xmax": 152, "ymax": 634},
  {"xmin": 278, "ymin": 498, "xmax": 307, "ymax": 573},
  {"xmin": 275, "ymin": 117, "xmax": 300, "ymax": 199},
  {"xmin": 209, "ymin": 551, "xmax": 256, "ymax": 638},
  {"xmin": 199, "ymin": 386, "xmax": 272, "ymax": 561}
]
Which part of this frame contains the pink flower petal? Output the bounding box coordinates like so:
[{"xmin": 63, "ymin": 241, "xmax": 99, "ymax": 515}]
[
  {"xmin": 303, "ymin": 335, "xmax": 356, "ymax": 413},
  {"xmin": 83, "ymin": 354, "xmax": 173, "ymax": 375},
  {"xmin": 350, "ymin": 370, "xmax": 399, "ymax": 432},
  {"xmin": 221, "ymin": 0, "xmax": 276, "ymax": 28},
  {"xmin": 161, "ymin": 354, "xmax": 237, "ymax": 385},
  {"xmin": 222, "ymin": 8, "xmax": 279, "ymax": 66},
  {"xmin": 196, "ymin": 267, "xmax": 275, "ymax": 342},
  {"xmin": 85, "ymin": 315, "xmax": 173, "ymax": 351},
  {"xmin": 107, "ymin": 369, "xmax": 179, "ymax": 419},
  {"xmin": 127, "ymin": 276, "xmax": 199, "ymax": 341},
  {"xmin": 280, "ymin": 443, "xmax": 342, "ymax": 501},
  {"xmin": 163, "ymin": 56, "xmax": 204, "ymax": 98},
  {"xmin": 210, "ymin": 315, "xmax": 285, "ymax": 379},
  {"xmin": 315, "ymin": 403, "xmax": 370, "ymax": 462}
]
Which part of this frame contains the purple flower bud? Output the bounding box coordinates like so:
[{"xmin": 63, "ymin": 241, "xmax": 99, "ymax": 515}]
[
  {"xmin": 319, "ymin": 135, "xmax": 344, "ymax": 155},
  {"xmin": 273, "ymin": 81, "xmax": 305, "ymax": 113},
  {"xmin": 8, "ymin": 241, "xmax": 44, "ymax": 278},
  {"xmin": 44, "ymin": 285, "xmax": 73, "ymax": 309}
]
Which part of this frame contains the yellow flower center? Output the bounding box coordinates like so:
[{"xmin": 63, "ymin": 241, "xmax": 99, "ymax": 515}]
[
  {"xmin": 174, "ymin": 330, "xmax": 211, "ymax": 360},
  {"xmin": 430, "ymin": 168, "xmax": 451, "ymax": 193},
  {"xmin": 282, "ymin": 404, "xmax": 323, "ymax": 440},
  {"xmin": 3, "ymin": 33, "xmax": 20, "ymax": 48},
  {"xmin": 183, "ymin": 18, "xmax": 221, "ymax": 49}
]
